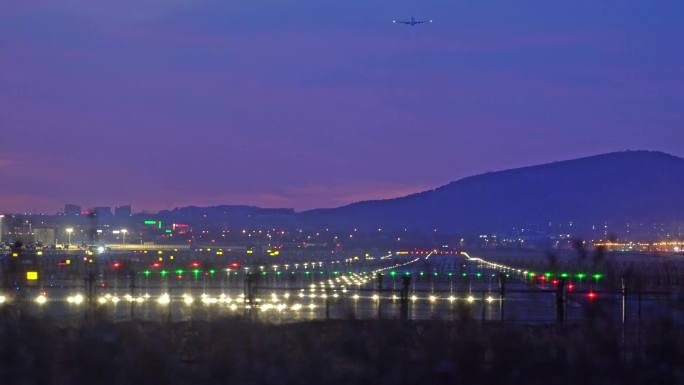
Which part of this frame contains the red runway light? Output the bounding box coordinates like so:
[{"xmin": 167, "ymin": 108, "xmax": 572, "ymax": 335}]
[{"xmin": 588, "ymin": 292, "xmax": 597, "ymax": 300}]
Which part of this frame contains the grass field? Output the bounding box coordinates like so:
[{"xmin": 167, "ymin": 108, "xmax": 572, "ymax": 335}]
[{"xmin": 1, "ymin": 307, "xmax": 683, "ymax": 385}]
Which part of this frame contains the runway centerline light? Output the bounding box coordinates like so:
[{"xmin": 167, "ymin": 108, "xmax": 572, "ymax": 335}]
[{"xmin": 158, "ymin": 293, "xmax": 170, "ymax": 305}]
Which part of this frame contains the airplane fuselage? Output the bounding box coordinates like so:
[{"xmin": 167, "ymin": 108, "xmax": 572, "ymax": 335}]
[{"xmin": 393, "ymin": 16, "xmax": 431, "ymax": 26}]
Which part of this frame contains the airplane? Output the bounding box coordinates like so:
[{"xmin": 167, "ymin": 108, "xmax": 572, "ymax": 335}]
[{"xmin": 392, "ymin": 16, "xmax": 433, "ymax": 26}]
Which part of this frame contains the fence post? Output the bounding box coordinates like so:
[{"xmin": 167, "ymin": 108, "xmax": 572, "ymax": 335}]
[
  {"xmin": 498, "ymin": 273, "xmax": 506, "ymax": 321},
  {"xmin": 129, "ymin": 269, "xmax": 136, "ymax": 320},
  {"xmin": 556, "ymin": 277, "xmax": 566, "ymax": 324},
  {"xmin": 400, "ymin": 275, "xmax": 410, "ymax": 321},
  {"xmin": 244, "ymin": 272, "xmax": 258, "ymax": 320},
  {"xmin": 481, "ymin": 291, "xmax": 486, "ymax": 323},
  {"xmin": 325, "ymin": 286, "xmax": 330, "ymax": 320},
  {"xmin": 376, "ymin": 273, "xmax": 383, "ymax": 320},
  {"xmin": 621, "ymin": 277, "xmax": 627, "ymax": 325},
  {"xmin": 86, "ymin": 270, "xmax": 95, "ymax": 320}
]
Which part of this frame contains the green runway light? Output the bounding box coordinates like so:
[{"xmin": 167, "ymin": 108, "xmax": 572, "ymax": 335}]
[
  {"xmin": 320, "ymin": 271, "xmax": 324, "ymax": 275},
  {"xmin": 576, "ymin": 273, "xmax": 586, "ymax": 279},
  {"xmin": 333, "ymin": 271, "xmax": 339, "ymax": 275},
  {"xmin": 544, "ymin": 272, "xmax": 552, "ymax": 278},
  {"xmin": 290, "ymin": 272, "xmax": 295, "ymax": 275},
  {"xmin": 175, "ymin": 269, "xmax": 184, "ymax": 275},
  {"xmin": 261, "ymin": 272, "xmax": 267, "ymax": 276},
  {"xmin": 462, "ymin": 272, "xmax": 468, "ymax": 277},
  {"xmin": 143, "ymin": 270, "xmax": 151, "ymax": 277},
  {"xmin": 433, "ymin": 272, "xmax": 439, "ymax": 276},
  {"xmin": 276, "ymin": 271, "xmax": 282, "ymax": 276},
  {"xmin": 304, "ymin": 271, "xmax": 310, "ymax": 275},
  {"xmin": 419, "ymin": 272, "xmax": 425, "ymax": 276},
  {"xmin": 448, "ymin": 272, "xmax": 453, "ymax": 277},
  {"xmin": 389, "ymin": 271, "xmax": 397, "ymax": 277},
  {"xmin": 528, "ymin": 272, "xmax": 536, "ymax": 277},
  {"xmin": 160, "ymin": 270, "xmax": 168, "ymax": 278},
  {"xmin": 560, "ymin": 273, "xmax": 569, "ymax": 278},
  {"xmin": 476, "ymin": 272, "xmax": 482, "ymax": 278},
  {"xmin": 144, "ymin": 220, "xmax": 156, "ymax": 225},
  {"xmin": 209, "ymin": 269, "xmax": 216, "ymax": 275},
  {"xmin": 593, "ymin": 274, "xmax": 603, "ymax": 280}
]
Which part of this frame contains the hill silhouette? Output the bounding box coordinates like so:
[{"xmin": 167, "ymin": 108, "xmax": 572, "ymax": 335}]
[{"xmin": 298, "ymin": 151, "xmax": 684, "ymax": 235}]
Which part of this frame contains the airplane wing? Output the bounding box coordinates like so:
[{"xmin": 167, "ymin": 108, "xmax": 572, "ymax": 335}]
[
  {"xmin": 415, "ymin": 19, "xmax": 433, "ymax": 24},
  {"xmin": 393, "ymin": 20, "xmax": 411, "ymax": 25}
]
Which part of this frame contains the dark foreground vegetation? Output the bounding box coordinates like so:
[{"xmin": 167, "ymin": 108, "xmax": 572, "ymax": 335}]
[{"xmin": 1, "ymin": 308, "xmax": 683, "ymax": 385}]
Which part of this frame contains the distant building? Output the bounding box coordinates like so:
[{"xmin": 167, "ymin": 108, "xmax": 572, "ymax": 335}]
[
  {"xmin": 93, "ymin": 207, "xmax": 113, "ymax": 218},
  {"xmin": 33, "ymin": 227, "xmax": 56, "ymax": 246},
  {"xmin": 0, "ymin": 214, "xmax": 5, "ymax": 244},
  {"xmin": 64, "ymin": 204, "xmax": 81, "ymax": 216},
  {"xmin": 115, "ymin": 205, "xmax": 132, "ymax": 218},
  {"xmin": 10, "ymin": 224, "xmax": 33, "ymax": 244}
]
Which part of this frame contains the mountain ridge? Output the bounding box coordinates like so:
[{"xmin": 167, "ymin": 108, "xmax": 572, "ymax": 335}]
[{"xmin": 297, "ymin": 150, "xmax": 684, "ymax": 234}]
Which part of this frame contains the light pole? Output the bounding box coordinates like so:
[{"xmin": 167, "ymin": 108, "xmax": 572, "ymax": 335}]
[
  {"xmin": 0, "ymin": 215, "xmax": 4, "ymax": 244},
  {"xmin": 66, "ymin": 228, "xmax": 73, "ymax": 248},
  {"xmin": 121, "ymin": 229, "xmax": 128, "ymax": 245}
]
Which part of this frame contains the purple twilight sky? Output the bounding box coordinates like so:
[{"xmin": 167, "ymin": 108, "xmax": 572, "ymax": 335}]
[{"xmin": 1, "ymin": 1, "xmax": 683, "ymax": 214}]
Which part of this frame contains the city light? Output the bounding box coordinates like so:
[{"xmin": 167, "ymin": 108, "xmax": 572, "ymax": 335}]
[{"xmin": 65, "ymin": 227, "xmax": 74, "ymax": 245}]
